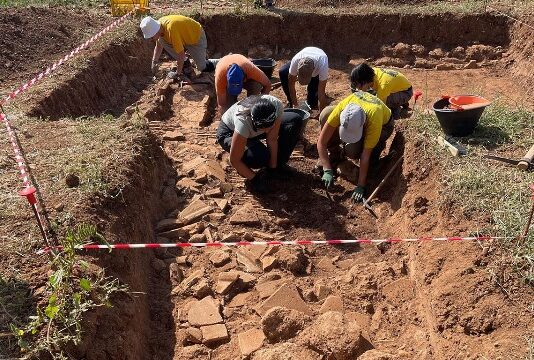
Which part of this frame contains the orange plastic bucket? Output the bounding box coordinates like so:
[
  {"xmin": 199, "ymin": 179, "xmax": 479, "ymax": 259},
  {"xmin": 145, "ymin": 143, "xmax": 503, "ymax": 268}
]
[{"xmin": 448, "ymin": 95, "xmax": 491, "ymax": 110}]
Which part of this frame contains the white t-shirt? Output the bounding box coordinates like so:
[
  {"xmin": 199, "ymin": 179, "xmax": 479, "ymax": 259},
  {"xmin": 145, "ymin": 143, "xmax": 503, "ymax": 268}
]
[
  {"xmin": 289, "ymin": 47, "xmax": 329, "ymax": 81},
  {"xmin": 221, "ymin": 95, "xmax": 283, "ymax": 138}
]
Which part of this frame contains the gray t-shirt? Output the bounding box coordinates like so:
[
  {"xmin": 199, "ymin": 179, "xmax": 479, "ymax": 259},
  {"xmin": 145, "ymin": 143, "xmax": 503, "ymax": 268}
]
[{"xmin": 221, "ymin": 95, "xmax": 283, "ymax": 138}]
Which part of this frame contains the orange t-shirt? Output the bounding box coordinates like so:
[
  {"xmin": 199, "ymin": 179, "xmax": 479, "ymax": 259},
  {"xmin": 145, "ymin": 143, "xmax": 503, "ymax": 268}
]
[{"xmin": 215, "ymin": 54, "xmax": 270, "ymax": 103}]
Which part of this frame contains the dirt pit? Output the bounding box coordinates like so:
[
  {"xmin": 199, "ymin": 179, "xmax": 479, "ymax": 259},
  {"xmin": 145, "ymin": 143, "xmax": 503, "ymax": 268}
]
[{"xmin": 1, "ymin": 8, "xmax": 534, "ymax": 360}]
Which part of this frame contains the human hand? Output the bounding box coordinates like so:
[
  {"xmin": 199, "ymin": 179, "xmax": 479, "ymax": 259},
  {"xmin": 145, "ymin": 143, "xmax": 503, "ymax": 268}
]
[
  {"xmin": 322, "ymin": 169, "xmax": 334, "ymax": 189},
  {"xmin": 351, "ymin": 185, "xmax": 366, "ymax": 202}
]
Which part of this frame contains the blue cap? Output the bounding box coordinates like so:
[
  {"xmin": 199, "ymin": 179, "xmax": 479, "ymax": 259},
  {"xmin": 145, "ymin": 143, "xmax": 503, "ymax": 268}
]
[{"xmin": 227, "ymin": 64, "xmax": 244, "ymax": 96}]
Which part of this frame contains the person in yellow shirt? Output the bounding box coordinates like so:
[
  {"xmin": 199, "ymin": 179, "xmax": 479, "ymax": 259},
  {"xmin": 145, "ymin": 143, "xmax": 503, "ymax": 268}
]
[
  {"xmin": 140, "ymin": 15, "xmax": 216, "ymax": 78},
  {"xmin": 350, "ymin": 63, "xmax": 412, "ymax": 119},
  {"xmin": 316, "ymin": 90, "xmax": 392, "ymax": 202}
]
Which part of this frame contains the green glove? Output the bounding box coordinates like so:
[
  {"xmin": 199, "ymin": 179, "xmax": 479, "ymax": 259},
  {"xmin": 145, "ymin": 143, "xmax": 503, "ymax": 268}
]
[
  {"xmin": 351, "ymin": 185, "xmax": 366, "ymax": 202},
  {"xmin": 322, "ymin": 169, "xmax": 334, "ymax": 189}
]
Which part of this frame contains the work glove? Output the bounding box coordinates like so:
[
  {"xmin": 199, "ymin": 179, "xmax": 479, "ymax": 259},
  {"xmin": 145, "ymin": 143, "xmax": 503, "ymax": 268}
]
[
  {"xmin": 167, "ymin": 70, "xmax": 181, "ymax": 79},
  {"xmin": 247, "ymin": 171, "xmax": 269, "ymax": 194},
  {"xmin": 322, "ymin": 169, "xmax": 334, "ymax": 189},
  {"xmin": 351, "ymin": 185, "xmax": 366, "ymax": 203}
]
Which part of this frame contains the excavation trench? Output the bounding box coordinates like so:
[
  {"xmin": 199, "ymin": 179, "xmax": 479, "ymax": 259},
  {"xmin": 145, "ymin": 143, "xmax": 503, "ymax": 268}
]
[{"xmin": 24, "ymin": 11, "xmax": 534, "ymax": 360}]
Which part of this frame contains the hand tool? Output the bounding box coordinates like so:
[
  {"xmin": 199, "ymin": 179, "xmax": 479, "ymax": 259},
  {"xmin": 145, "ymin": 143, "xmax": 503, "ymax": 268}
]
[
  {"xmin": 437, "ymin": 136, "xmax": 467, "ymax": 157},
  {"xmin": 483, "ymin": 144, "xmax": 534, "ymax": 171}
]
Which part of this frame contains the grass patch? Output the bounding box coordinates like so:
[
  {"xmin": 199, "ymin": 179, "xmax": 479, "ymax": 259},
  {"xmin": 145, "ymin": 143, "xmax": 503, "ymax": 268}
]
[{"xmin": 409, "ymin": 102, "xmax": 534, "ymax": 283}]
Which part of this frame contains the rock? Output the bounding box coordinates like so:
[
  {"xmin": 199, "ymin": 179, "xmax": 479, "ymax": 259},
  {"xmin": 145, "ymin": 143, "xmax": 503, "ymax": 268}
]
[
  {"xmin": 237, "ymin": 248, "xmax": 263, "ymax": 273},
  {"xmin": 201, "ymin": 323, "xmax": 229, "ymax": 345},
  {"xmin": 238, "ymin": 328, "xmax": 266, "ymax": 356},
  {"xmin": 463, "ymin": 59, "xmax": 479, "ymax": 69},
  {"xmin": 256, "ymin": 279, "xmax": 286, "ymax": 299},
  {"xmin": 337, "ymin": 259, "xmax": 353, "ymax": 270},
  {"xmin": 235, "ymin": 271, "xmax": 257, "ymax": 287},
  {"xmin": 450, "ymin": 46, "xmax": 466, "ymax": 58},
  {"xmin": 176, "ymin": 344, "xmax": 209, "ymax": 359},
  {"xmin": 205, "ymin": 187, "xmax": 223, "ymax": 197},
  {"xmin": 188, "ymin": 296, "xmax": 223, "ymax": 326},
  {"xmin": 177, "ymin": 177, "xmax": 202, "ymax": 192},
  {"xmin": 248, "ymin": 44, "xmax": 273, "ymax": 58},
  {"xmin": 203, "ymin": 228, "xmax": 214, "ymax": 243},
  {"xmin": 413, "ymin": 58, "xmax": 434, "ymax": 69},
  {"xmin": 392, "ymin": 42, "xmax": 412, "ymax": 57},
  {"xmin": 358, "ymin": 349, "xmax": 399, "ymax": 360},
  {"xmin": 228, "ymin": 292, "xmax": 252, "ymax": 308},
  {"xmin": 411, "ymin": 44, "xmax": 426, "ymax": 56},
  {"xmin": 181, "ymin": 269, "xmax": 204, "ymax": 290},
  {"xmin": 428, "ymin": 48, "xmax": 446, "ymax": 58},
  {"xmin": 223, "ymin": 307, "xmax": 234, "ymax": 319},
  {"xmin": 192, "ymin": 279, "xmax": 212, "ymax": 299},
  {"xmin": 230, "ymin": 203, "xmax": 261, "ymax": 226},
  {"xmin": 163, "ymin": 131, "xmax": 185, "ymax": 141},
  {"xmin": 65, "ymin": 173, "xmax": 80, "ymax": 188},
  {"xmin": 216, "ymin": 271, "xmax": 240, "ymax": 295},
  {"xmin": 189, "ymin": 233, "xmax": 207, "ymax": 243},
  {"xmin": 373, "ymin": 57, "xmax": 409, "ymax": 68},
  {"xmin": 169, "ymin": 263, "xmax": 184, "ymax": 284},
  {"xmin": 316, "ymin": 256, "xmax": 337, "ymax": 271},
  {"xmin": 297, "ymin": 312, "xmax": 369, "ymax": 359},
  {"xmin": 465, "ymin": 44, "xmax": 502, "ymax": 61},
  {"xmin": 276, "ymin": 247, "xmax": 309, "ymax": 274},
  {"xmin": 320, "ymin": 295, "xmax": 344, "ymax": 314},
  {"xmin": 252, "ymin": 343, "xmax": 321, "ymax": 360},
  {"xmin": 274, "ymin": 218, "xmax": 291, "ymax": 228},
  {"xmin": 210, "ymin": 251, "xmax": 231, "ymax": 267},
  {"xmin": 261, "ymin": 256, "xmax": 278, "ymax": 272},
  {"xmin": 158, "ymin": 227, "xmax": 188, "ymax": 240},
  {"xmin": 179, "ymin": 199, "xmax": 213, "ymax": 224},
  {"xmin": 156, "ymin": 218, "xmax": 185, "ymax": 232},
  {"xmin": 435, "ymin": 63, "xmax": 455, "ymax": 70},
  {"xmin": 215, "ymin": 198, "xmax": 229, "ymax": 212},
  {"xmin": 175, "ymin": 256, "xmax": 188, "ymax": 265},
  {"xmin": 220, "ymin": 182, "xmax": 233, "ymax": 193},
  {"xmin": 222, "ymin": 232, "xmax": 240, "ymax": 242},
  {"xmin": 256, "ymin": 283, "xmax": 312, "ymax": 316},
  {"xmin": 161, "ymin": 185, "xmax": 179, "ymax": 211},
  {"xmin": 185, "ymin": 327, "xmax": 203, "ymax": 344},
  {"xmin": 314, "ymin": 284, "xmax": 331, "ymax": 301},
  {"xmin": 261, "ymin": 306, "xmax": 311, "ymax": 342},
  {"xmin": 200, "ymin": 159, "xmax": 226, "ymax": 182}
]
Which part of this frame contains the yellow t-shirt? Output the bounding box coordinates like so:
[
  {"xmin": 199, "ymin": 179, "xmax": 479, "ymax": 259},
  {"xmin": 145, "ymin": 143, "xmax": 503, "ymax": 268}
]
[
  {"xmin": 159, "ymin": 15, "xmax": 202, "ymax": 53},
  {"xmin": 326, "ymin": 91, "xmax": 391, "ymax": 149},
  {"xmin": 372, "ymin": 67, "xmax": 411, "ymax": 103}
]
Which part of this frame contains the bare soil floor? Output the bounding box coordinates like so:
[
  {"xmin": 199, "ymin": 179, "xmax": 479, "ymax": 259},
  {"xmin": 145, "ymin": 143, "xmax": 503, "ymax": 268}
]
[{"xmin": 1, "ymin": 5, "xmax": 533, "ymax": 360}]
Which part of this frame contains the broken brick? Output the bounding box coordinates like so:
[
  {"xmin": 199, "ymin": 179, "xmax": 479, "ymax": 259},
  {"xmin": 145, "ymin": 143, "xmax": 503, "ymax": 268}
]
[{"xmin": 188, "ymin": 296, "xmax": 223, "ymax": 326}]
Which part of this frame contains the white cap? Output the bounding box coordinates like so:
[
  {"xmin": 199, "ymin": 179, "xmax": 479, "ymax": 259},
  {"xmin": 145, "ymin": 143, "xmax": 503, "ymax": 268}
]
[
  {"xmin": 339, "ymin": 103, "xmax": 366, "ymax": 144},
  {"xmin": 140, "ymin": 16, "xmax": 161, "ymax": 39}
]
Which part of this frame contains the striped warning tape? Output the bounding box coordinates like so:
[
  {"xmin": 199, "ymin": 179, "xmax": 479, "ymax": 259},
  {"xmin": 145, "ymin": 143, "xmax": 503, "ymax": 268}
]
[
  {"xmin": 38, "ymin": 236, "xmax": 505, "ymax": 254},
  {"xmin": 0, "ymin": 10, "xmax": 134, "ymax": 107}
]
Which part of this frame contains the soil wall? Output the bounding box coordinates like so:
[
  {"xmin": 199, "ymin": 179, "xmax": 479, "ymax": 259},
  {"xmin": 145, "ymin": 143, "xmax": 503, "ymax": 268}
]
[
  {"xmin": 199, "ymin": 12, "xmax": 511, "ymax": 58},
  {"xmin": 507, "ymin": 15, "xmax": 534, "ymax": 96}
]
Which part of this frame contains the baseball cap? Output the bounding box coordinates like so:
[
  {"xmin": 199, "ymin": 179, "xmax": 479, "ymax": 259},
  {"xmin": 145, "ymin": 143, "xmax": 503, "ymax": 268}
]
[
  {"xmin": 227, "ymin": 64, "xmax": 245, "ymax": 96},
  {"xmin": 297, "ymin": 57, "xmax": 314, "ymax": 85},
  {"xmin": 338, "ymin": 103, "xmax": 366, "ymax": 144},
  {"xmin": 140, "ymin": 16, "xmax": 161, "ymax": 39}
]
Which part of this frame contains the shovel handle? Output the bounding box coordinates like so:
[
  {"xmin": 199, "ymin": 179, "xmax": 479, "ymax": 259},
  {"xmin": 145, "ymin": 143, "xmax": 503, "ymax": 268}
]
[
  {"xmin": 366, "ymin": 155, "xmax": 404, "ymax": 203},
  {"xmin": 518, "ymin": 144, "xmax": 534, "ymax": 171}
]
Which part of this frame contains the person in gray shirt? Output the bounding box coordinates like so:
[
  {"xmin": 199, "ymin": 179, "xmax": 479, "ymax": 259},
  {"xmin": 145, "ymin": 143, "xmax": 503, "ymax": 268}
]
[{"xmin": 216, "ymin": 95, "xmax": 304, "ymax": 193}]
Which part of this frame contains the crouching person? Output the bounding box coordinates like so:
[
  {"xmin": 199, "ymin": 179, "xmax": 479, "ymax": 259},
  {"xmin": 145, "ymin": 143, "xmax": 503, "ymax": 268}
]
[
  {"xmin": 317, "ymin": 90, "xmax": 392, "ymax": 202},
  {"xmin": 216, "ymin": 95, "xmax": 303, "ymax": 193}
]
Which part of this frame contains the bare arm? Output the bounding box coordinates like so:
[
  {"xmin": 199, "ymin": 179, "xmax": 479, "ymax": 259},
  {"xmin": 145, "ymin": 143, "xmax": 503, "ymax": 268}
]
[
  {"xmin": 230, "ymin": 133, "xmax": 255, "ymax": 180},
  {"xmin": 358, "ymin": 148, "xmax": 372, "ymax": 187},
  {"xmin": 318, "ymin": 80, "xmax": 327, "ymax": 111},
  {"xmin": 174, "ymin": 50, "xmax": 187, "ymax": 75},
  {"xmin": 217, "ymin": 91, "xmax": 227, "ymax": 110},
  {"xmin": 266, "ymin": 118, "xmax": 282, "ymax": 168},
  {"xmin": 317, "ymin": 122, "xmax": 336, "ymax": 170},
  {"xmin": 152, "ymin": 41, "xmax": 163, "ymax": 65},
  {"xmin": 288, "ymin": 74, "xmax": 299, "ymax": 107}
]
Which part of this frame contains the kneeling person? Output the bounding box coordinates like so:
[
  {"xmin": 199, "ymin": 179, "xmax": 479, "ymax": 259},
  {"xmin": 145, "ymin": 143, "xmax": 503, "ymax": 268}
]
[
  {"xmin": 317, "ymin": 90, "xmax": 392, "ymax": 202},
  {"xmin": 215, "ymin": 54, "xmax": 272, "ymax": 112},
  {"xmin": 216, "ymin": 95, "xmax": 303, "ymax": 193},
  {"xmin": 350, "ymin": 63, "xmax": 412, "ymax": 119}
]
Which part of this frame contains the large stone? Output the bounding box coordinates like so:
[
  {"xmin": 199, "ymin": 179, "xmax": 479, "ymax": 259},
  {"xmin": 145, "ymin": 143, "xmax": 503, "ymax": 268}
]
[
  {"xmin": 215, "ymin": 198, "xmax": 229, "ymax": 212},
  {"xmin": 237, "ymin": 248, "xmax": 263, "ymax": 273},
  {"xmin": 209, "ymin": 250, "xmax": 231, "ymax": 267},
  {"xmin": 215, "ymin": 271, "xmax": 240, "ymax": 295},
  {"xmin": 463, "ymin": 59, "xmax": 480, "ymax": 69},
  {"xmin": 163, "ymin": 130, "xmax": 185, "ymax": 141},
  {"xmin": 296, "ymin": 312, "xmax": 369, "ymax": 359},
  {"xmin": 230, "ymin": 203, "xmax": 260, "ymax": 226},
  {"xmin": 276, "ymin": 247, "xmax": 309, "ymax": 274},
  {"xmin": 205, "ymin": 187, "xmax": 223, "ymax": 198},
  {"xmin": 179, "ymin": 199, "xmax": 213, "ymax": 224},
  {"xmin": 252, "ymin": 343, "xmax": 321, "ymax": 360},
  {"xmin": 192, "ymin": 279, "xmax": 212, "ymax": 299},
  {"xmin": 228, "ymin": 292, "xmax": 252, "ymax": 308},
  {"xmin": 187, "ymin": 296, "xmax": 223, "ymax": 326},
  {"xmin": 158, "ymin": 227, "xmax": 188, "ymax": 240},
  {"xmin": 261, "ymin": 256, "xmax": 278, "ymax": 272},
  {"xmin": 314, "ymin": 284, "xmax": 331, "ymax": 301},
  {"xmin": 261, "ymin": 306, "xmax": 311, "ymax": 342},
  {"xmin": 201, "ymin": 323, "xmax": 229, "ymax": 345},
  {"xmin": 238, "ymin": 328, "xmax": 266, "ymax": 356},
  {"xmin": 184, "ymin": 327, "xmax": 203, "ymax": 344},
  {"xmin": 319, "ymin": 295, "xmax": 344, "ymax": 314},
  {"xmin": 189, "ymin": 233, "xmax": 207, "ymax": 243},
  {"xmin": 256, "ymin": 279, "xmax": 286, "ymax": 299},
  {"xmin": 177, "ymin": 177, "xmax": 202, "ymax": 192},
  {"xmin": 181, "ymin": 269, "xmax": 204, "ymax": 290},
  {"xmin": 156, "ymin": 217, "xmax": 185, "ymax": 232},
  {"xmin": 256, "ymin": 284, "xmax": 312, "ymax": 316},
  {"xmin": 316, "ymin": 256, "xmax": 337, "ymax": 271}
]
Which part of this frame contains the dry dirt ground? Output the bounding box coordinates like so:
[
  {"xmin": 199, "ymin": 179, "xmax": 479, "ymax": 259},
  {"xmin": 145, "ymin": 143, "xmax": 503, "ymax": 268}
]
[{"xmin": 1, "ymin": 5, "xmax": 534, "ymax": 360}]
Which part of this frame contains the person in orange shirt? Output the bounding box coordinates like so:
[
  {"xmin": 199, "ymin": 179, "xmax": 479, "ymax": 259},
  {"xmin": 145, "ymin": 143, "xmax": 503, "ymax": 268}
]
[
  {"xmin": 215, "ymin": 54, "xmax": 272, "ymax": 111},
  {"xmin": 140, "ymin": 15, "xmax": 216, "ymax": 78}
]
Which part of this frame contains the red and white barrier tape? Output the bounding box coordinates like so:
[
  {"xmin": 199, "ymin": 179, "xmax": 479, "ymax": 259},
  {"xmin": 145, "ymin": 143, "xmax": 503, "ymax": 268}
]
[
  {"xmin": 1, "ymin": 112, "xmax": 31, "ymax": 187},
  {"xmin": 38, "ymin": 236, "xmax": 505, "ymax": 254},
  {"xmin": 0, "ymin": 10, "xmax": 133, "ymax": 106}
]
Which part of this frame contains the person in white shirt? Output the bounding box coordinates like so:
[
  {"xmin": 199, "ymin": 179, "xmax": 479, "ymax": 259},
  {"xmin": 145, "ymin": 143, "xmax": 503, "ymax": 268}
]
[
  {"xmin": 216, "ymin": 95, "xmax": 304, "ymax": 193},
  {"xmin": 278, "ymin": 47, "xmax": 329, "ymax": 111}
]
